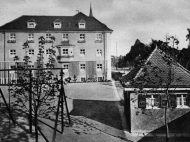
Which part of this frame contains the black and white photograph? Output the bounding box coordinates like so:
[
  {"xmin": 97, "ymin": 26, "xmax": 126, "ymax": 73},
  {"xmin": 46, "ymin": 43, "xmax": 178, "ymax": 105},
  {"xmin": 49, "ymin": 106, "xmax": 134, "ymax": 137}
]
[{"xmin": 0, "ymin": 0, "xmax": 190, "ymax": 142}]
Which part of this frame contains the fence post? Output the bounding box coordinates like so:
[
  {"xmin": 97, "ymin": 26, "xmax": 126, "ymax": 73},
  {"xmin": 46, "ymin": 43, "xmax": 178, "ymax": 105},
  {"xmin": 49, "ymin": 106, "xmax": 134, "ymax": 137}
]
[
  {"xmin": 29, "ymin": 70, "xmax": 32, "ymax": 133},
  {"xmin": 61, "ymin": 69, "xmax": 71, "ymax": 125},
  {"xmin": 60, "ymin": 69, "xmax": 64, "ymax": 133}
]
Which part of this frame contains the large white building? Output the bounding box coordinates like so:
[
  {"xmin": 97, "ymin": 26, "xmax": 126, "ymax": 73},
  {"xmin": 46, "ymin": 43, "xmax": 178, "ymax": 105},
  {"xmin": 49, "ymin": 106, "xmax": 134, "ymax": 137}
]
[{"xmin": 0, "ymin": 7, "xmax": 113, "ymax": 83}]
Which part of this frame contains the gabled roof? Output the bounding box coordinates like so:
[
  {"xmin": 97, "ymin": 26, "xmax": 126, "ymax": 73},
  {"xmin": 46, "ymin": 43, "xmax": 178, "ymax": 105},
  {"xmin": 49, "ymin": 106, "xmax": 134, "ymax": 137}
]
[
  {"xmin": 0, "ymin": 12, "xmax": 113, "ymax": 32},
  {"xmin": 78, "ymin": 19, "xmax": 86, "ymax": 23},
  {"xmin": 121, "ymin": 47, "xmax": 190, "ymax": 87},
  {"xmin": 27, "ymin": 19, "xmax": 36, "ymax": 22},
  {"xmin": 53, "ymin": 19, "xmax": 61, "ymax": 23}
]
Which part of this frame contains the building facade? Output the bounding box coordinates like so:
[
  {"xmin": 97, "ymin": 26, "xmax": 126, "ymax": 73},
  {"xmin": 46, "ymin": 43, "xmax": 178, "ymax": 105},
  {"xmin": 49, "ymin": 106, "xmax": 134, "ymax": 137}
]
[{"xmin": 0, "ymin": 9, "xmax": 113, "ymax": 83}]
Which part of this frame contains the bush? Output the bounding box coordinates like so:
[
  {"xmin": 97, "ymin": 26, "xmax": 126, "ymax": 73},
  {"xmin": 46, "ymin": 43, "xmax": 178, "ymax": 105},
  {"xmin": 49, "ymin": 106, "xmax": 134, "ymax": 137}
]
[{"xmin": 112, "ymin": 72, "xmax": 123, "ymax": 81}]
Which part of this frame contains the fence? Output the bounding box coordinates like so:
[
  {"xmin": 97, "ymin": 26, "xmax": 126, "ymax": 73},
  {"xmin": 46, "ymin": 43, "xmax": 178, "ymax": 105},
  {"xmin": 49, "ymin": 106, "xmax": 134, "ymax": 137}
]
[{"xmin": 0, "ymin": 67, "xmax": 71, "ymax": 142}]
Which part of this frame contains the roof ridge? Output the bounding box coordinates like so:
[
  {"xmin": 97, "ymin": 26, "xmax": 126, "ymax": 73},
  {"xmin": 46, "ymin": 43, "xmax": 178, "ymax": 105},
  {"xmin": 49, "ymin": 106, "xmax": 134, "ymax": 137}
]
[
  {"xmin": 156, "ymin": 47, "xmax": 190, "ymax": 75},
  {"xmin": 134, "ymin": 46, "xmax": 158, "ymax": 79}
]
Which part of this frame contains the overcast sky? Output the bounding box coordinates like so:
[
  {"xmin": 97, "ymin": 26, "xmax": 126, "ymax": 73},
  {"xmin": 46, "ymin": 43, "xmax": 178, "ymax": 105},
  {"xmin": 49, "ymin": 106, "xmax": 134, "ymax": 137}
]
[{"xmin": 1, "ymin": 0, "xmax": 190, "ymax": 55}]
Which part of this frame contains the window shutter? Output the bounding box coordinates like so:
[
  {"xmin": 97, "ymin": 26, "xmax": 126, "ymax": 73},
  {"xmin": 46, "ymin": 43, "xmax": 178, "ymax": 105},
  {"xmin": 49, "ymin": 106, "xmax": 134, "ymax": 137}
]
[
  {"xmin": 186, "ymin": 94, "xmax": 190, "ymax": 107},
  {"xmin": 138, "ymin": 94, "xmax": 146, "ymax": 108},
  {"xmin": 154, "ymin": 95, "xmax": 160, "ymax": 107},
  {"xmin": 160, "ymin": 95, "xmax": 167, "ymax": 108},
  {"xmin": 169, "ymin": 95, "xmax": 177, "ymax": 108}
]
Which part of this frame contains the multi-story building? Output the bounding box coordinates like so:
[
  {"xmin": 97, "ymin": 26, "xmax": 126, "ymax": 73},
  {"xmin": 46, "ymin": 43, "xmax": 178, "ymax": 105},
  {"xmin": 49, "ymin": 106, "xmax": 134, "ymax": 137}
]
[{"xmin": 0, "ymin": 7, "xmax": 113, "ymax": 83}]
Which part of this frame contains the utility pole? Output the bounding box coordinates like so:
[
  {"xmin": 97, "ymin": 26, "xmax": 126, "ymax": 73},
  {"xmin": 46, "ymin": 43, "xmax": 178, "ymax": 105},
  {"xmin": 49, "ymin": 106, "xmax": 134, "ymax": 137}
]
[{"xmin": 116, "ymin": 42, "xmax": 118, "ymax": 70}]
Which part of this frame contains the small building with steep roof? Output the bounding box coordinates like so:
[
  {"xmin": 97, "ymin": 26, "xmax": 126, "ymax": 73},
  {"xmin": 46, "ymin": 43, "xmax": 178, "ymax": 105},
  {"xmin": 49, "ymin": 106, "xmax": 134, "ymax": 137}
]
[{"xmin": 121, "ymin": 46, "xmax": 190, "ymax": 135}]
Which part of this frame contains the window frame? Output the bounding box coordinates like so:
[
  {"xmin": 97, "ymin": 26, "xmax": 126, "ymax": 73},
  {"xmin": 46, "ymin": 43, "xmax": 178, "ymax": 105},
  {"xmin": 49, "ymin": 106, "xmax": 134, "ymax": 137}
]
[
  {"xmin": 96, "ymin": 49, "xmax": 102, "ymax": 56},
  {"xmin": 28, "ymin": 33, "xmax": 34, "ymax": 41},
  {"xmin": 9, "ymin": 33, "xmax": 16, "ymax": 41},
  {"xmin": 9, "ymin": 49, "xmax": 16, "ymax": 57},
  {"xmin": 54, "ymin": 22, "xmax": 61, "ymax": 28},
  {"xmin": 176, "ymin": 94, "xmax": 188, "ymax": 108},
  {"xmin": 146, "ymin": 94, "xmax": 160, "ymax": 109},
  {"xmin": 46, "ymin": 33, "xmax": 52, "ymax": 41},
  {"xmin": 28, "ymin": 49, "xmax": 34, "ymax": 57},
  {"xmin": 97, "ymin": 64, "xmax": 102, "ymax": 71},
  {"xmin": 62, "ymin": 33, "xmax": 69, "ymax": 41},
  {"xmin": 96, "ymin": 33, "xmax": 102, "ymax": 41},
  {"xmin": 62, "ymin": 49, "xmax": 69, "ymax": 55},
  {"xmin": 46, "ymin": 49, "xmax": 51, "ymax": 56},
  {"xmin": 80, "ymin": 49, "xmax": 85, "ymax": 56},
  {"xmin": 62, "ymin": 64, "xmax": 69, "ymax": 72},
  {"xmin": 79, "ymin": 34, "xmax": 85, "ymax": 41},
  {"xmin": 79, "ymin": 23, "xmax": 85, "ymax": 29},
  {"xmin": 80, "ymin": 64, "xmax": 86, "ymax": 71},
  {"xmin": 27, "ymin": 22, "xmax": 36, "ymax": 28}
]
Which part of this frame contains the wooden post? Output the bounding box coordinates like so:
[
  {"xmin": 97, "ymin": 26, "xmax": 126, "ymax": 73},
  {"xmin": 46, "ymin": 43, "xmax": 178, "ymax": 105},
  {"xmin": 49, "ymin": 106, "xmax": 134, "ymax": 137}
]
[
  {"xmin": 60, "ymin": 69, "xmax": 64, "ymax": 133},
  {"xmin": 52, "ymin": 92, "xmax": 61, "ymax": 142},
  {"xmin": 0, "ymin": 88, "xmax": 15, "ymax": 125},
  {"xmin": 29, "ymin": 70, "xmax": 32, "ymax": 133}
]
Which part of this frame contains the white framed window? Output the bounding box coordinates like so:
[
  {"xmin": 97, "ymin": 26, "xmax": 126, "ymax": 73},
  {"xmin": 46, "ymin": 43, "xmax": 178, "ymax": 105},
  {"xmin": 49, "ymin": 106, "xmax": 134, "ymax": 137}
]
[
  {"xmin": 62, "ymin": 34, "xmax": 68, "ymax": 41},
  {"xmin": 80, "ymin": 49, "xmax": 85, "ymax": 56},
  {"xmin": 97, "ymin": 64, "xmax": 102, "ymax": 71},
  {"xmin": 79, "ymin": 23, "xmax": 85, "ymax": 29},
  {"xmin": 27, "ymin": 22, "xmax": 36, "ymax": 28},
  {"xmin": 9, "ymin": 33, "xmax": 16, "ymax": 41},
  {"xmin": 176, "ymin": 94, "xmax": 188, "ymax": 108},
  {"xmin": 9, "ymin": 49, "xmax": 16, "ymax": 57},
  {"xmin": 78, "ymin": 19, "xmax": 86, "ymax": 29},
  {"xmin": 96, "ymin": 49, "xmax": 102, "ymax": 56},
  {"xmin": 79, "ymin": 34, "xmax": 85, "ymax": 41},
  {"xmin": 62, "ymin": 49, "xmax": 68, "ymax": 55},
  {"xmin": 28, "ymin": 49, "xmax": 34, "ymax": 57},
  {"xmin": 96, "ymin": 34, "xmax": 102, "ymax": 41},
  {"xmin": 28, "ymin": 33, "xmax": 34, "ymax": 41},
  {"xmin": 80, "ymin": 64, "xmax": 85, "ymax": 71},
  {"xmin": 46, "ymin": 49, "xmax": 51, "ymax": 56},
  {"xmin": 46, "ymin": 33, "xmax": 51, "ymax": 40},
  {"xmin": 54, "ymin": 22, "xmax": 61, "ymax": 28},
  {"xmin": 146, "ymin": 95, "xmax": 160, "ymax": 109},
  {"xmin": 62, "ymin": 64, "xmax": 69, "ymax": 72}
]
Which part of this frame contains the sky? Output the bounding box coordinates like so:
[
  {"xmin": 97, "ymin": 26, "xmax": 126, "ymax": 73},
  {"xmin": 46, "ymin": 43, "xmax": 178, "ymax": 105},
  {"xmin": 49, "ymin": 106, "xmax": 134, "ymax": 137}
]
[{"xmin": 0, "ymin": 0, "xmax": 190, "ymax": 56}]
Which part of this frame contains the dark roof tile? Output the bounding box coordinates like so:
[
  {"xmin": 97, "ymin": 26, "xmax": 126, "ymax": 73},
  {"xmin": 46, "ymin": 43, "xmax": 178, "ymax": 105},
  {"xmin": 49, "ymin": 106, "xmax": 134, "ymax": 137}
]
[
  {"xmin": 121, "ymin": 47, "xmax": 190, "ymax": 87},
  {"xmin": 0, "ymin": 12, "xmax": 113, "ymax": 32}
]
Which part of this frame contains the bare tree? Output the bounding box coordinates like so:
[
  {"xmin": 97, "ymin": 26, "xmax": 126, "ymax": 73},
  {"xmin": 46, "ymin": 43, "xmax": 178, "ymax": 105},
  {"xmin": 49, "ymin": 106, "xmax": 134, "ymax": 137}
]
[
  {"xmin": 131, "ymin": 39, "xmax": 181, "ymax": 142},
  {"xmin": 11, "ymin": 36, "xmax": 59, "ymax": 142}
]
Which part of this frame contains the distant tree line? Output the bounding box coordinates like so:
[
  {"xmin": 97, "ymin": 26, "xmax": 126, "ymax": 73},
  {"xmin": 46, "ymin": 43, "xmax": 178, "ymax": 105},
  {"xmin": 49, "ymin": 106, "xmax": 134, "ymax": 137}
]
[{"xmin": 116, "ymin": 35, "xmax": 190, "ymax": 71}]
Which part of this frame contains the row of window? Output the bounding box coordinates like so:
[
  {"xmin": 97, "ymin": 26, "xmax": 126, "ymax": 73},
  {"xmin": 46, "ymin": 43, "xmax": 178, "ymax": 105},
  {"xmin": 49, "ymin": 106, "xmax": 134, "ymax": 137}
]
[
  {"xmin": 63, "ymin": 63, "xmax": 103, "ymax": 72},
  {"xmin": 8, "ymin": 33, "xmax": 103, "ymax": 42},
  {"xmin": 9, "ymin": 63, "xmax": 103, "ymax": 72},
  {"xmin": 138, "ymin": 93, "xmax": 190, "ymax": 109},
  {"xmin": 9, "ymin": 49, "xmax": 103, "ymax": 57},
  {"xmin": 27, "ymin": 19, "xmax": 86, "ymax": 29},
  {"xmin": 62, "ymin": 49, "xmax": 102, "ymax": 56},
  {"xmin": 9, "ymin": 49, "xmax": 52, "ymax": 57}
]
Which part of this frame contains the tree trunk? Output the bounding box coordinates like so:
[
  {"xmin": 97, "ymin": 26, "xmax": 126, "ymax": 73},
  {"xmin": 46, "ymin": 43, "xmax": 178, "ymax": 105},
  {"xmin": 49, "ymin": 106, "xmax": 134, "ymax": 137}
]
[
  {"xmin": 35, "ymin": 108, "xmax": 38, "ymax": 142},
  {"xmin": 165, "ymin": 106, "xmax": 169, "ymax": 142}
]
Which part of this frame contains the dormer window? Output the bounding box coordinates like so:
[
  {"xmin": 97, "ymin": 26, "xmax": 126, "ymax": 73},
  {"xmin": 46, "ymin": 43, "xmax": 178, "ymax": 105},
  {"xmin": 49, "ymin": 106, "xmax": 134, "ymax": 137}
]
[
  {"xmin": 78, "ymin": 19, "xmax": 86, "ymax": 29},
  {"xmin": 54, "ymin": 19, "xmax": 61, "ymax": 28},
  {"xmin": 27, "ymin": 19, "xmax": 36, "ymax": 28}
]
